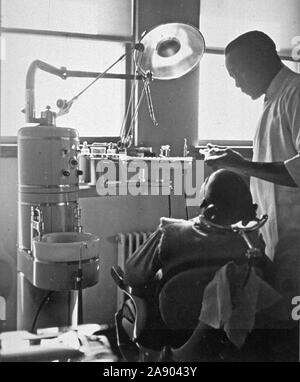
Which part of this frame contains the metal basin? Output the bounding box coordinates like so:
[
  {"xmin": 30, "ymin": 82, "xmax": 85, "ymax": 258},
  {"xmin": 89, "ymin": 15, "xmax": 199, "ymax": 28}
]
[{"xmin": 32, "ymin": 232, "xmax": 100, "ymax": 262}]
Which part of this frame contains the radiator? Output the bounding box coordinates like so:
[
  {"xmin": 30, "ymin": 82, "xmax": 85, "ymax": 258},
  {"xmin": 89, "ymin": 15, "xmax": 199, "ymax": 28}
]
[{"xmin": 116, "ymin": 231, "xmax": 153, "ymax": 310}]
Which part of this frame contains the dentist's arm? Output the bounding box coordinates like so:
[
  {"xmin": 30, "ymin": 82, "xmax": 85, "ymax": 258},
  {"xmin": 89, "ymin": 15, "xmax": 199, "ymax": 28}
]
[{"xmin": 203, "ymin": 147, "xmax": 297, "ymax": 187}]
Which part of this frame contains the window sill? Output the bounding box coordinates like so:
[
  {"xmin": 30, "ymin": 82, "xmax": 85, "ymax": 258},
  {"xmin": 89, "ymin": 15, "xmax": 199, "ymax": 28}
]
[
  {"xmin": 0, "ymin": 144, "xmax": 17, "ymax": 158},
  {"xmin": 0, "ymin": 136, "xmax": 121, "ymax": 158}
]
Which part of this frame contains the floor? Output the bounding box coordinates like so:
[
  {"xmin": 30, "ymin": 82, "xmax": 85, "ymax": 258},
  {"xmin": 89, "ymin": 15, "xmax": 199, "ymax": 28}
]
[{"xmin": 98, "ymin": 325, "xmax": 299, "ymax": 363}]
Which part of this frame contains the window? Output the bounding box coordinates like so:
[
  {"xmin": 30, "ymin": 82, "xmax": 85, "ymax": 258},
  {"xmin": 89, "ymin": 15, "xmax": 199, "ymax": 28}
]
[
  {"xmin": 199, "ymin": 53, "xmax": 264, "ymax": 141},
  {"xmin": 0, "ymin": 0, "xmax": 134, "ymax": 139},
  {"xmin": 198, "ymin": 0, "xmax": 300, "ymax": 143}
]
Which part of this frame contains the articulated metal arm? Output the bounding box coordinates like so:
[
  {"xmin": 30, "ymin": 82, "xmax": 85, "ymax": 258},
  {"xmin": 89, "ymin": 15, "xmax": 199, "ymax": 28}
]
[
  {"xmin": 200, "ymin": 214, "xmax": 268, "ymax": 233},
  {"xmin": 200, "ymin": 214, "xmax": 268, "ymax": 259},
  {"xmin": 24, "ymin": 59, "xmax": 143, "ymax": 123}
]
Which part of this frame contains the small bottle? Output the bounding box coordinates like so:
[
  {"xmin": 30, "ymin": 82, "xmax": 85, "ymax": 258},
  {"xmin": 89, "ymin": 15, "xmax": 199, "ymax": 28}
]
[
  {"xmin": 183, "ymin": 138, "xmax": 189, "ymax": 157},
  {"xmin": 79, "ymin": 141, "xmax": 90, "ymax": 183}
]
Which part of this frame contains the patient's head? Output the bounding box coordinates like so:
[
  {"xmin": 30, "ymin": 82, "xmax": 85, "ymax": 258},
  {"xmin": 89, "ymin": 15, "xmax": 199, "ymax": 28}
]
[{"xmin": 199, "ymin": 169, "xmax": 257, "ymax": 225}]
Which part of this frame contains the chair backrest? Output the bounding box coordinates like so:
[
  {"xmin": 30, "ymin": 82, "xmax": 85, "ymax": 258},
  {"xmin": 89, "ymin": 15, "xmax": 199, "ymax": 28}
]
[
  {"xmin": 158, "ymin": 266, "xmax": 220, "ymax": 331},
  {"xmin": 111, "ymin": 266, "xmax": 148, "ymax": 342}
]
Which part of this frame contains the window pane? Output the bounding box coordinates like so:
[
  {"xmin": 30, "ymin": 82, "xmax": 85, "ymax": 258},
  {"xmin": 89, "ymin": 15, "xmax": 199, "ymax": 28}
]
[
  {"xmin": 198, "ymin": 55, "xmax": 296, "ymax": 142},
  {"xmin": 1, "ymin": 33, "xmax": 126, "ymax": 136},
  {"xmin": 199, "ymin": 54, "xmax": 263, "ymax": 141},
  {"xmin": 200, "ymin": 0, "xmax": 300, "ymax": 51},
  {"xmin": 1, "ymin": 0, "xmax": 133, "ymax": 37}
]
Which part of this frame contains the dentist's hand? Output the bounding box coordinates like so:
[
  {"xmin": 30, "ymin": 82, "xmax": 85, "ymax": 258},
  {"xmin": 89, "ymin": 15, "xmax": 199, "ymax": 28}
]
[
  {"xmin": 200, "ymin": 144, "xmax": 297, "ymax": 187},
  {"xmin": 200, "ymin": 144, "xmax": 247, "ymax": 171}
]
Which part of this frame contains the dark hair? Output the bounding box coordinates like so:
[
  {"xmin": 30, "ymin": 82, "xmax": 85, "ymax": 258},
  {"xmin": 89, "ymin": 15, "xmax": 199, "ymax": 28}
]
[
  {"xmin": 204, "ymin": 169, "xmax": 256, "ymax": 224},
  {"xmin": 225, "ymin": 30, "xmax": 278, "ymax": 59}
]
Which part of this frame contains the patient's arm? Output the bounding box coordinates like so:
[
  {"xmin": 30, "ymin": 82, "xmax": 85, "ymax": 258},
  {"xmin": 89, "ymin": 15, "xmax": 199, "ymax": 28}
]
[{"xmin": 123, "ymin": 229, "xmax": 163, "ymax": 289}]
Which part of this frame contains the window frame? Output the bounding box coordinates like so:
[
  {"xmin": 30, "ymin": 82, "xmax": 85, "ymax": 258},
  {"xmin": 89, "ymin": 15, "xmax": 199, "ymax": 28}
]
[{"xmin": 0, "ymin": 0, "xmax": 137, "ymax": 156}]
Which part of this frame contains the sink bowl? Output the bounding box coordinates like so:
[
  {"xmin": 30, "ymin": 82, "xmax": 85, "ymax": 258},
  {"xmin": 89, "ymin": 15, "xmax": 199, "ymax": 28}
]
[{"xmin": 32, "ymin": 232, "xmax": 100, "ymax": 262}]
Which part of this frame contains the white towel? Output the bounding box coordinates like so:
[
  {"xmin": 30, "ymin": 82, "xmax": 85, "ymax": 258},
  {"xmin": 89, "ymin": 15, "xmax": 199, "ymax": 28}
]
[{"xmin": 199, "ymin": 262, "xmax": 282, "ymax": 349}]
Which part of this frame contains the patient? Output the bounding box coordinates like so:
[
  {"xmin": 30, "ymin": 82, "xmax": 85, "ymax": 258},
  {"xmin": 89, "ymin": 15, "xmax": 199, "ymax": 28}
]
[
  {"xmin": 124, "ymin": 169, "xmax": 270, "ymax": 290},
  {"xmin": 123, "ymin": 170, "xmax": 279, "ymax": 361}
]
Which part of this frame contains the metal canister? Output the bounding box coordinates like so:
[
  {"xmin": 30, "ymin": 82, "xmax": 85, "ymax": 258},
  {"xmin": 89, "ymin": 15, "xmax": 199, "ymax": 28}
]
[
  {"xmin": 17, "ymin": 124, "xmax": 81, "ymax": 330},
  {"xmin": 18, "ymin": 125, "xmax": 80, "ymax": 249},
  {"xmin": 18, "ymin": 125, "xmax": 80, "ymax": 196}
]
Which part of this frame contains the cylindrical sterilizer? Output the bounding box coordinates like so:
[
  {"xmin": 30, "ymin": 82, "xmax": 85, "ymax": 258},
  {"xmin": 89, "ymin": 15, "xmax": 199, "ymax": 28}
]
[{"xmin": 17, "ymin": 124, "xmax": 100, "ymax": 331}]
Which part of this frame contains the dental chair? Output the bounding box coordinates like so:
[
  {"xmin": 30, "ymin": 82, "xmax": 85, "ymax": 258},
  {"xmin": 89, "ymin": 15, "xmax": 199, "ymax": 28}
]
[{"xmin": 111, "ymin": 215, "xmax": 299, "ymax": 362}]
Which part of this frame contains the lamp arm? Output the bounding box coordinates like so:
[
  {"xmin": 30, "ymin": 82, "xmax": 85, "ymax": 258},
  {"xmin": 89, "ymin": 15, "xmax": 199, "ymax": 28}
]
[{"xmin": 24, "ymin": 52, "xmax": 144, "ymax": 122}]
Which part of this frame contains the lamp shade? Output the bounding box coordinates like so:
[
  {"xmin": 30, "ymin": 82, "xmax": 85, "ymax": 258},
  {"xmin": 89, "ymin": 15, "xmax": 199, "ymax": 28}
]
[{"xmin": 135, "ymin": 22, "xmax": 205, "ymax": 80}]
